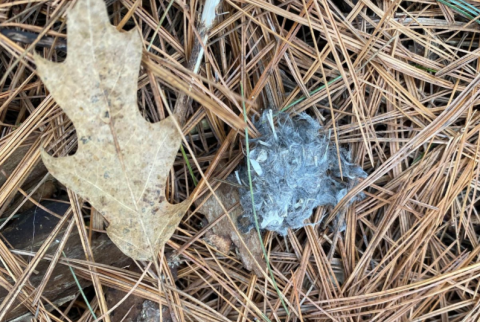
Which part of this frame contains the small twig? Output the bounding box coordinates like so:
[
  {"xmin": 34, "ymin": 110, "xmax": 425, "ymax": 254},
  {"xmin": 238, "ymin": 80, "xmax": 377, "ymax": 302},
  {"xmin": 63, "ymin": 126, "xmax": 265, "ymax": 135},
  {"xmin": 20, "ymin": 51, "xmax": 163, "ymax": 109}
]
[{"xmin": 173, "ymin": 0, "xmax": 221, "ymax": 125}]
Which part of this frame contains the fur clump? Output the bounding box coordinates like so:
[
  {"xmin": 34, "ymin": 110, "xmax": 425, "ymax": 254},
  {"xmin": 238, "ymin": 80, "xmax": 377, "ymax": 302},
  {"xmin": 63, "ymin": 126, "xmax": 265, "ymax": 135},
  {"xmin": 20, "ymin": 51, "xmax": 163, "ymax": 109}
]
[{"xmin": 235, "ymin": 110, "xmax": 367, "ymax": 236}]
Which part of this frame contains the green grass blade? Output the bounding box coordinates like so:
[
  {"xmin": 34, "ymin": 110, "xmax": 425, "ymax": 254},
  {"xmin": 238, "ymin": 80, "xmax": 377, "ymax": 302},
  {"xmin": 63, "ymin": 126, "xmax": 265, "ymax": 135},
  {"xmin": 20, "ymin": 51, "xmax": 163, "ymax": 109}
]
[
  {"xmin": 62, "ymin": 251, "xmax": 97, "ymax": 319},
  {"xmin": 241, "ymin": 83, "xmax": 290, "ymax": 318}
]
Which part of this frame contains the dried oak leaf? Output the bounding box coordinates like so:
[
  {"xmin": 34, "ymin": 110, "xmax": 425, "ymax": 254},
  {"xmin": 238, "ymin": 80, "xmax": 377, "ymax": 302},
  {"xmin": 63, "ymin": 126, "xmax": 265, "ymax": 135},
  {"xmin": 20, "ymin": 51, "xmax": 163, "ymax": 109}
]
[
  {"xmin": 34, "ymin": 0, "xmax": 190, "ymax": 261},
  {"xmin": 196, "ymin": 184, "xmax": 266, "ymax": 276}
]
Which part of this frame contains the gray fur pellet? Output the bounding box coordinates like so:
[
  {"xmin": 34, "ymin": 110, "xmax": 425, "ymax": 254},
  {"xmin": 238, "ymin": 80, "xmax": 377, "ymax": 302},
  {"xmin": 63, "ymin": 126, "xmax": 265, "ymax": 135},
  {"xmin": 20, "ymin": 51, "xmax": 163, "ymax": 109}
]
[{"xmin": 236, "ymin": 110, "xmax": 367, "ymax": 235}]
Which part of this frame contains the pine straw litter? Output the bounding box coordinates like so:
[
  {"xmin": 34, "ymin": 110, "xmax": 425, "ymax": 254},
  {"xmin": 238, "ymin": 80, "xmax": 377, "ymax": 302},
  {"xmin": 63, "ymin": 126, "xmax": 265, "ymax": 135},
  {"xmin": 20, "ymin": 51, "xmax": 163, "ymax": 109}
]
[{"xmin": 1, "ymin": 0, "xmax": 480, "ymax": 320}]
